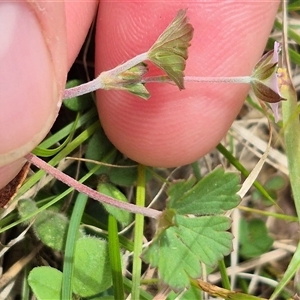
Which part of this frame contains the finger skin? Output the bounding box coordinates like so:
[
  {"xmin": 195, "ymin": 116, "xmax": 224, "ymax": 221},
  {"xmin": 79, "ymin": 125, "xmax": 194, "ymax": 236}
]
[
  {"xmin": 95, "ymin": 1, "xmax": 280, "ymax": 167},
  {"xmin": 0, "ymin": 1, "xmax": 98, "ymax": 188}
]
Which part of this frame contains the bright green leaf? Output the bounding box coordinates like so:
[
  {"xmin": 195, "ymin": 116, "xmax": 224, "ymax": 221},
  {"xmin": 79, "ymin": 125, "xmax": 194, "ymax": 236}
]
[
  {"xmin": 168, "ymin": 167, "xmax": 240, "ymax": 215},
  {"xmin": 143, "ymin": 214, "xmax": 233, "ymax": 290},
  {"xmin": 72, "ymin": 237, "xmax": 112, "ymax": 297},
  {"xmin": 28, "ymin": 267, "xmax": 62, "ymax": 300},
  {"xmin": 148, "ymin": 9, "xmax": 194, "ymax": 90}
]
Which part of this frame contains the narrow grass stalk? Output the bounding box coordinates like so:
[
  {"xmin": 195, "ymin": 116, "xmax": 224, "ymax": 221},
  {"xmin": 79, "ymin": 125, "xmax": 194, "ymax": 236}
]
[
  {"xmin": 270, "ymin": 3, "xmax": 300, "ymax": 298},
  {"xmin": 108, "ymin": 215, "xmax": 125, "ymax": 300},
  {"xmin": 218, "ymin": 259, "xmax": 231, "ymax": 290},
  {"xmin": 62, "ymin": 193, "xmax": 88, "ymax": 299},
  {"xmin": 281, "ymin": 70, "xmax": 300, "ymax": 221},
  {"xmin": 216, "ymin": 144, "xmax": 275, "ymax": 204},
  {"xmin": 131, "ymin": 165, "xmax": 146, "ymax": 299}
]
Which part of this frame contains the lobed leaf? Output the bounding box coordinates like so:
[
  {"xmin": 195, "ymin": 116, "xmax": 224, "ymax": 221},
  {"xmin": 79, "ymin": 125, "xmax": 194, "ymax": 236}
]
[
  {"xmin": 148, "ymin": 9, "xmax": 194, "ymax": 90},
  {"xmin": 168, "ymin": 167, "xmax": 240, "ymax": 215},
  {"xmin": 143, "ymin": 214, "xmax": 233, "ymax": 290},
  {"xmin": 143, "ymin": 167, "xmax": 240, "ymax": 290}
]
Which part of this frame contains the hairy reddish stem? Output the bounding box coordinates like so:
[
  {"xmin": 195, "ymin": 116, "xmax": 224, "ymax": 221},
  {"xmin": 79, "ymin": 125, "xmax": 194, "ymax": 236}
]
[{"xmin": 25, "ymin": 153, "xmax": 161, "ymax": 219}]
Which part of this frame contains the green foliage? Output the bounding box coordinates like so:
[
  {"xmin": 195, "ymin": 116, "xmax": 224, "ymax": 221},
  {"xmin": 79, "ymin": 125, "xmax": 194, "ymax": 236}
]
[
  {"xmin": 18, "ymin": 199, "xmax": 84, "ymax": 251},
  {"xmin": 108, "ymin": 162, "xmax": 138, "ymax": 186},
  {"xmin": 239, "ymin": 218, "xmax": 273, "ymax": 258},
  {"xmin": 252, "ymin": 174, "xmax": 287, "ymax": 204},
  {"xmin": 148, "ymin": 9, "xmax": 194, "ymax": 90},
  {"xmin": 168, "ymin": 167, "xmax": 240, "ymax": 215},
  {"xmin": 143, "ymin": 168, "xmax": 241, "ymax": 290},
  {"xmin": 28, "ymin": 237, "xmax": 112, "ymax": 299},
  {"xmin": 85, "ymin": 128, "xmax": 117, "ymax": 174},
  {"xmin": 28, "ymin": 267, "xmax": 63, "ymax": 300},
  {"xmin": 97, "ymin": 182, "xmax": 132, "ymax": 226},
  {"xmin": 72, "ymin": 237, "xmax": 112, "ymax": 297}
]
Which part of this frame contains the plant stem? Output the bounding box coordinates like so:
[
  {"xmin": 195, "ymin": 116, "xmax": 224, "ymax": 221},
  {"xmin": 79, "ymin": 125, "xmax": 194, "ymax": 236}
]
[
  {"xmin": 62, "ymin": 193, "xmax": 88, "ymax": 300},
  {"xmin": 108, "ymin": 215, "xmax": 125, "ymax": 300},
  {"xmin": 184, "ymin": 76, "xmax": 252, "ymax": 83},
  {"xmin": 25, "ymin": 153, "xmax": 161, "ymax": 219},
  {"xmin": 63, "ymin": 52, "xmax": 148, "ymax": 99},
  {"xmin": 63, "ymin": 78, "xmax": 105, "ymax": 99},
  {"xmin": 131, "ymin": 165, "xmax": 146, "ymax": 299},
  {"xmin": 142, "ymin": 75, "xmax": 252, "ymax": 84}
]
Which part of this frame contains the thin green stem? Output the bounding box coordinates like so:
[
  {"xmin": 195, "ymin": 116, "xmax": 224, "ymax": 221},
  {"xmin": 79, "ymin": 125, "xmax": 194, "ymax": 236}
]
[
  {"xmin": 218, "ymin": 260, "xmax": 230, "ymax": 290},
  {"xmin": 108, "ymin": 215, "xmax": 125, "ymax": 300},
  {"xmin": 131, "ymin": 165, "xmax": 146, "ymax": 299},
  {"xmin": 191, "ymin": 161, "xmax": 202, "ymax": 181},
  {"xmin": 62, "ymin": 193, "xmax": 88, "ymax": 300}
]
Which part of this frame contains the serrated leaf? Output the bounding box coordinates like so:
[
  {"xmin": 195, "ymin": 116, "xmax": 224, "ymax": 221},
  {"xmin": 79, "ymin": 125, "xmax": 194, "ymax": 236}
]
[
  {"xmin": 168, "ymin": 167, "xmax": 240, "ymax": 215},
  {"xmin": 28, "ymin": 267, "xmax": 62, "ymax": 300},
  {"xmin": 148, "ymin": 9, "xmax": 194, "ymax": 90},
  {"xmin": 97, "ymin": 182, "xmax": 132, "ymax": 226},
  {"xmin": 143, "ymin": 214, "xmax": 233, "ymax": 290},
  {"xmin": 72, "ymin": 237, "xmax": 112, "ymax": 297}
]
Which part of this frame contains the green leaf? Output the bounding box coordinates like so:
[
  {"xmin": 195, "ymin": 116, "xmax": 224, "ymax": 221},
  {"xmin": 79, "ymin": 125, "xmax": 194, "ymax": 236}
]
[
  {"xmin": 142, "ymin": 167, "xmax": 240, "ymax": 290},
  {"xmin": 97, "ymin": 182, "xmax": 132, "ymax": 226},
  {"xmin": 239, "ymin": 218, "xmax": 273, "ymax": 258},
  {"xmin": 109, "ymin": 163, "xmax": 138, "ymax": 187},
  {"xmin": 143, "ymin": 214, "xmax": 233, "ymax": 290},
  {"xmin": 123, "ymin": 83, "xmax": 150, "ymax": 100},
  {"xmin": 18, "ymin": 199, "xmax": 81, "ymax": 251},
  {"xmin": 168, "ymin": 167, "xmax": 240, "ymax": 215},
  {"xmin": 85, "ymin": 128, "xmax": 117, "ymax": 174},
  {"xmin": 28, "ymin": 267, "xmax": 62, "ymax": 300},
  {"xmin": 72, "ymin": 237, "xmax": 112, "ymax": 297},
  {"xmin": 148, "ymin": 9, "xmax": 194, "ymax": 90}
]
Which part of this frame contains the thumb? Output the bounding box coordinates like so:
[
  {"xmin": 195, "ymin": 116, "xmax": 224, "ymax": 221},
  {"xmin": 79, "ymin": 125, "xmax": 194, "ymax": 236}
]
[
  {"xmin": 0, "ymin": 2, "xmax": 67, "ymax": 187},
  {"xmin": 95, "ymin": 2, "xmax": 280, "ymax": 167},
  {"xmin": 0, "ymin": 1, "xmax": 98, "ymax": 188}
]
